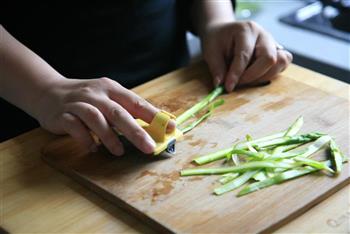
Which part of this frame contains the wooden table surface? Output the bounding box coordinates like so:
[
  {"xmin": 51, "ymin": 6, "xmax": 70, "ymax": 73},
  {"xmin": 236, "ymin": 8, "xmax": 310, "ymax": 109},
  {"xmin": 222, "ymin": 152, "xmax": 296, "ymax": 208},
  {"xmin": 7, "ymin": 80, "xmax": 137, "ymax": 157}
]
[{"xmin": 1, "ymin": 63, "xmax": 349, "ymax": 233}]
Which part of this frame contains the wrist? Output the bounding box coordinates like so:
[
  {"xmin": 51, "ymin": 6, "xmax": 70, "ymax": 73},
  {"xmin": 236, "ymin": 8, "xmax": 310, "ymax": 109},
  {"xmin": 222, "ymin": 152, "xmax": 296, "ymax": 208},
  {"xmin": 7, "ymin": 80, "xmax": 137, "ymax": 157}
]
[{"xmin": 31, "ymin": 74, "xmax": 67, "ymax": 120}]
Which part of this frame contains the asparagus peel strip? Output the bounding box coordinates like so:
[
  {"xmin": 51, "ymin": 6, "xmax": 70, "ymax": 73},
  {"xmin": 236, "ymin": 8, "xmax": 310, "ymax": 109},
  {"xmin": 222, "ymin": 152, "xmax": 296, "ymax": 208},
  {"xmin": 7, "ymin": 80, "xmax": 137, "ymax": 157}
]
[
  {"xmin": 255, "ymin": 132, "xmax": 324, "ymax": 149},
  {"xmin": 180, "ymin": 116, "xmax": 347, "ymax": 197},
  {"xmin": 237, "ymin": 166, "xmax": 318, "ymax": 196},
  {"xmin": 218, "ymin": 172, "xmax": 240, "ymax": 184},
  {"xmin": 180, "ymin": 99, "xmax": 224, "ymax": 133},
  {"xmin": 176, "ymin": 86, "xmax": 224, "ymax": 125},
  {"xmin": 231, "ymin": 154, "xmax": 240, "ymax": 165},
  {"xmin": 294, "ymin": 157, "xmax": 334, "ymax": 173},
  {"xmin": 271, "ymin": 116, "xmax": 304, "ymax": 155},
  {"xmin": 180, "ymin": 160, "xmax": 296, "ymax": 176},
  {"xmin": 253, "ymin": 171, "xmax": 268, "ymax": 181},
  {"xmin": 269, "ymin": 135, "xmax": 332, "ymax": 160},
  {"xmin": 284, "ymin": 116, "xmax": 304, "ymax": 137},
  {"xmin": 214, "ymin": 170, "xmax": 258, "ymax": 195},
  {"xmin": 194, "ymin": 148, "xmax": 234, "ymax": 165},
  {"xmin": 194, "ymin": 131, "xmax": 289, "ymax": 165},
  {"xmin": 329, "ymin": 139, "xmax": 344, "ymax": 174}
]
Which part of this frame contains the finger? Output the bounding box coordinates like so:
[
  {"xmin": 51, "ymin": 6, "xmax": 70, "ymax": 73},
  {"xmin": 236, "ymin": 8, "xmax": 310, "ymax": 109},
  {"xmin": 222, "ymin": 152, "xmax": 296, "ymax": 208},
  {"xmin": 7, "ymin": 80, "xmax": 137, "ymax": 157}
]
[
  {"xmin": 205, "ymin": 50, "xmax": 227, "ymax": 87},
  {"xmin": 60, "ymin": 112, "xmax": 97, "ymax": 152},
  {"xmin": 107, "ymin": 82, "xmax": 176, "ymax": 132},
  {"xmin": 238, "ymin": 33, "xmax": 277, "ymax": 85},
  {"xmin": 66, "ymin": 102, "xmax": 124, "ymax": 156},
  {"xmin": 225, "ymin": 32, "xmax": 257, "ymax": 92},
  {"xmin": 250, "ymin": 50, "xmax": 293, "ymax": 85},
  {"xmin": 95, "ymin": 98, "xmax": 156, "ymax": 154}
]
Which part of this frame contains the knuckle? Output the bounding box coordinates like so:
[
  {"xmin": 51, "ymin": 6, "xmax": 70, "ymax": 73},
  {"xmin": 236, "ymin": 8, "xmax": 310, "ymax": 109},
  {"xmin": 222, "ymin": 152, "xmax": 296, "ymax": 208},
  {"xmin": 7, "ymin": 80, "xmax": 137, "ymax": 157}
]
[
  {"xmin": 84, "ymin": 106, "xmax": 100, "ymax": 122},
  {"xmin": 100, "ymin": 77, "xmax": 121, "ymax": 88},
  {"xmin": 133, "ymin": 98, "xmax": 148, "ymax": 112},
  {"xmin": 243, "ymin": 20, "xmax": 257, "ymax": 32},
  {"xmin": 279, "ymin": 55, "xmax": 289, "ymax": 67},
  {"xmin": 264, "ymin": 53, "xmax": 277, "ymax": 66},
  {"xmin": 79, "ymin": 85, "xmax": 94, "ymax": 96},
  {"xmin": 98, "ymin": 77, "xmax": 112, "ymax": 85},
  {"xmin": 110, "ymin": 106, "xmax": 124, "ymax": 120}
]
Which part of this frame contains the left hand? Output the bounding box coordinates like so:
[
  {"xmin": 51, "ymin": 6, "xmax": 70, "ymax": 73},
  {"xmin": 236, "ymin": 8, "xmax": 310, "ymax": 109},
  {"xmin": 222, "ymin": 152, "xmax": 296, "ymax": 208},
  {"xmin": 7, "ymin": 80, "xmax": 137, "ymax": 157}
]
[{"xmin": 201, "ymin": 21, "xmax": 293, "ymax": 92}]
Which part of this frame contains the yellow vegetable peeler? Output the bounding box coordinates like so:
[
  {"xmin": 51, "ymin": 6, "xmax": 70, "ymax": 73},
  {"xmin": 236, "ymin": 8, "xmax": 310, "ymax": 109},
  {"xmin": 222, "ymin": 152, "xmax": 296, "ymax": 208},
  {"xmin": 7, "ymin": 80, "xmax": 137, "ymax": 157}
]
[{"xmin": 136, "ymin": 110, "xmax": 183, "ymax": 155}]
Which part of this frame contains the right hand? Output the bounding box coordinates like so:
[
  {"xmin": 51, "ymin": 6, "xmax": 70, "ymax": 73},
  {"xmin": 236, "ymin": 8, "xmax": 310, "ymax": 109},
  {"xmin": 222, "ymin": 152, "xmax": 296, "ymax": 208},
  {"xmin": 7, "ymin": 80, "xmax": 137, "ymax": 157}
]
[{"xmin": 35, "ymin": 77, "xmax": 175, "ymax": 156}]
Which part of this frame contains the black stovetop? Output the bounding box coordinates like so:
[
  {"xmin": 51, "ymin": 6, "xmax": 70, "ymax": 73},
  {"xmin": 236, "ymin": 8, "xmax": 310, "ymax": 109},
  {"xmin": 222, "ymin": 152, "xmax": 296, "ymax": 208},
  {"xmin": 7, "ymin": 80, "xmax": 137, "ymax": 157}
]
[{"xmin": 280, "ymin": 1, "xmax": 350, "ymax": 42}]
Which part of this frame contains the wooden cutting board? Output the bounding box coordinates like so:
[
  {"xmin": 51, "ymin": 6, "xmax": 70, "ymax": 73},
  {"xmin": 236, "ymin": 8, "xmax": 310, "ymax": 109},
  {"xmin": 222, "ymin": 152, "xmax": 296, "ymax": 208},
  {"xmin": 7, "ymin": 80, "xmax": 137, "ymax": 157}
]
[{"xmin": 42, "ymin": 64, "xmax": 349, "ymax": 233}]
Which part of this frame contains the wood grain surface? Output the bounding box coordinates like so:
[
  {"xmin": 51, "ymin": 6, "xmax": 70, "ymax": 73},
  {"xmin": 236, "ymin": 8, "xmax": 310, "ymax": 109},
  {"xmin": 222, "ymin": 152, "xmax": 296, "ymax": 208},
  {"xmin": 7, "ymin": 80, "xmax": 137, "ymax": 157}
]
[{"xmin": 42, "ymin": 64, "xmax": 350, "ymax": 233}]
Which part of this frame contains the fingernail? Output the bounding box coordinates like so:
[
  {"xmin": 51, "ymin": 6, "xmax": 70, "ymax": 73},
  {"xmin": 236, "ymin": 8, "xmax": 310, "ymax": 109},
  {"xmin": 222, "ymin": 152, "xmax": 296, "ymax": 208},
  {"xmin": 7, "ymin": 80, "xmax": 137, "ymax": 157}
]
[
  {"xmin": 166, "ymin": 120, "xmax": 176, "ymax": 133},
  {"xmin": 89, "ymin": 144, "xmax": 98, "ymax": 153},
  {"xmin": 226, "ymin": 80, "xmax": 236, "ymax": 92},
  {"xmin": 214, "ymin": 76, "xmax": 222, "ymax": 87},
  {"xmin": 143, "ymin": 135, "xmax": 156, "ymax": 154}
]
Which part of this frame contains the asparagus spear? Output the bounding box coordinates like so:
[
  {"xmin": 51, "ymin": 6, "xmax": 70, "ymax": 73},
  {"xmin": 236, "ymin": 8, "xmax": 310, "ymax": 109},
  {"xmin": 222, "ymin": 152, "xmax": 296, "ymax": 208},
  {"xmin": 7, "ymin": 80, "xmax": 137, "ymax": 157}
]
[
  {"xmin": 180, "ymin": 160, "xmax": 296, "ymax": 176},
  {"xmin": 214, "ymin": 170, "xmax": 259, "ymax": 195},
  {"xmin": 176, "ymin": 86, "xmax": 224, "ymax": 125}
]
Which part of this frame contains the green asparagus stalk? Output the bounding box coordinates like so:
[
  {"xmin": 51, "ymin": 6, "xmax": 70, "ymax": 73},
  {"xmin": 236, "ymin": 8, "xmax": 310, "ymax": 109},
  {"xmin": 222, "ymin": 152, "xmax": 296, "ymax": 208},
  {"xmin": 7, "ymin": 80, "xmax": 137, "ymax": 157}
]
[
  {"xmin": 218, "ymin": 172, "xmax": 240, "ymax": 184},
  {"xmin": 214, "ymin": 170, "xmax": 258, "ymax": 195},
  {"xmin": 329, "ymin": 139, "xmax": 344, "ymax": 174},
  {"xmin": 180, "ymin": 160, "xmax": 296, "ymax": 176},
  {"xmin": 176, "ymin": 86, "xmax": 224, "ymax": 125}
]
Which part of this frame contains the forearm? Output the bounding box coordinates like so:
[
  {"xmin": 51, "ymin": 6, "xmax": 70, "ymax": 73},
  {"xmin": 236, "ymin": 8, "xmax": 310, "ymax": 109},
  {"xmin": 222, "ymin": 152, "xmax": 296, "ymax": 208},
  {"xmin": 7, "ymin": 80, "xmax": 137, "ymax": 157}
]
[
  {"xmin": 0, "ymin": 25, "xmax": 64, "ymax": 118},
  {"xmin": 191, "ymin": 0, "xmax": 235, "ymax": 38}
]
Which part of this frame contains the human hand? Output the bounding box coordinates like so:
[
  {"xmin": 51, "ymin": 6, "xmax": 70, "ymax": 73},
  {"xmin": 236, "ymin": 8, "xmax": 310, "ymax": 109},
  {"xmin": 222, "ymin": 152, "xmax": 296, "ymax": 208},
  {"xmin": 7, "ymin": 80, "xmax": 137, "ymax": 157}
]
[
  {"xmin": 201, "ymin": 21, "xmax": 293, "ymax": 92},
  {"xmin": 35, "ymin": 77, "xmax": 175, "ymax": 155}
]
